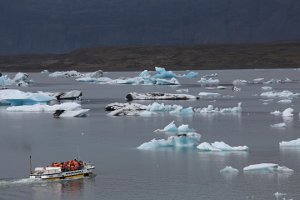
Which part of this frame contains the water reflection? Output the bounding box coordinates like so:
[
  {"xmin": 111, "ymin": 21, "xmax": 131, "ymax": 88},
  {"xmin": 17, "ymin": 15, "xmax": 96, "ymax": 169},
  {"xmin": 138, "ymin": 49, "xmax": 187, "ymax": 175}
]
[{"xmin": 32, "ymin": 178, "xmax": 95, "ymax": 200}]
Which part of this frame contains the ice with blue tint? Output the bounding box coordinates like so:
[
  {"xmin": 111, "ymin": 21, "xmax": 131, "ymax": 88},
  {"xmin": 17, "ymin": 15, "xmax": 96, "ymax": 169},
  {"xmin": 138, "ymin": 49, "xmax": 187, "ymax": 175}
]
[
  {"xmin": 137, "ymin": 132, "xmax": 201, "ymax": 150},
  {"xmin": 243, "ymin": 163, "xmax": 294, "ymax": 173},
  {"xmin": 197, "ymin": 141, "xmax": 249, "ymax": 151},
  {"xmin": 0, "ymin": 89, "xmax": 55, "ymax": 106},
  {"xmin": 153, "ymin": 67, "xmax": 177, "ymax": 79},
  {"xmin": 183, "ymin": 71, "xmax": 198, "ymax": 78},
  {"xmin": 280, "ymin": 138, "xmax": 300, "ymax": 147},
  {"xmin": 170, "ymin": 107, "xmax": 194, "ymax": 115},
  {"xmin": 155, "ymin": 121, "xmax": 196, "ymax": 134}
]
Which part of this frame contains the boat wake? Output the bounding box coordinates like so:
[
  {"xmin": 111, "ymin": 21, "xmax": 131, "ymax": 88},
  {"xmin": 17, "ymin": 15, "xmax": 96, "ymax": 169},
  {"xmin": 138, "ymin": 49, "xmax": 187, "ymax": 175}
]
[{"xmin": 0, "ymin": 178, "xmax": 42, "ymax": 188}]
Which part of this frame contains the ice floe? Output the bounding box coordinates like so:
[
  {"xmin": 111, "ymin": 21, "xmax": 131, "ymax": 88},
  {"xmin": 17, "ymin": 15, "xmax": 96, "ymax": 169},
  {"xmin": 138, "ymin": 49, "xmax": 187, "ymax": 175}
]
[
  {"xmin": 126, "ymin": 92, "xmax": 198, "ymax": 101},
  {"xmin": 261, "ymin": 86, "xmax": 273, "ymax": 91},
  {"xmin": 243, "ymin": 163, "xmax": 293, "ymax": 173},
  {"xmin": 270, "ymin": 110, "xmax": 281, "ymax": 116},
  {"xmin": 197, "ymin": 141, "xmax": 248, "ymax": 151},
  {"xmin": 280, "ymin": 138, "xmax": 300, "ymax": 147},
  {"xmin": 137, "ymin": 132, "xmax": 201, "ymax": 150},
  {"xmin": 220, "ymin": 166, "xmax": 239, "ymax": 174},
  {"xmin": 277, "ymin": 99, "xmax": 292, "ymax": 104},
  {"xmin": 194, "ymin": 102, "xmax": 242, "ymax": 114},
  {"xmin": 105, "ymin": 102, "xmax": 146, "ymax": 111},
  {"xmin": 260, "ymin": 90, "xmax": 300, "ymax": 99},
  {"xmin": 270, "ymin": 123, "xmax": 286, "ymax": 128},
  {"xmin": 0, "ymin": 89, "xmax": 54, "ymax": 106},
  {"xmin": 6, "ymin": 102, "xmax": 89, "ymax": 117},
  {"xmin": 176, "ymin": 89, "xmax": 189, "ymax": 93},
  {"xmin": 53, "ymin": 90, "xmax": 82, "ymax": 100},
  {"xmin": 198, "ymin": 92, "xmax": 221, "ymax": 98},
  {"xmin": 49, "ymin": 70, "xmax": 103, "ymax": 78},
  {"xmin": 198, "ymin": 77, "xmax": 220, "ymax": 86},
  {"xmin": 232, "ymin": 79, "xmax": 247, "ymax": 85},
  {"xmin": 154, "ymin": 121, "xmax": 195, "ymax": 134},
  {"xmin": 282, "ymin": 108, "xmax": 294, "ymax": 117},
  {"xmin": 274, "ymin": 192, "xmax": 286, "ymax": 199},
  {"xmin": 0, "ymin": 72, "xmax": 32, "ymax": 87}
]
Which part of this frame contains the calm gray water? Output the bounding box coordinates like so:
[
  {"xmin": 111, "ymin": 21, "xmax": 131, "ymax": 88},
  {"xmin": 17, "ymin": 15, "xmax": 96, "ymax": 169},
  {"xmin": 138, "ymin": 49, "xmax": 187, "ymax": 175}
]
[{"xmin": 0, "ymin": 69, "xmax": 300, "ymax": 200}]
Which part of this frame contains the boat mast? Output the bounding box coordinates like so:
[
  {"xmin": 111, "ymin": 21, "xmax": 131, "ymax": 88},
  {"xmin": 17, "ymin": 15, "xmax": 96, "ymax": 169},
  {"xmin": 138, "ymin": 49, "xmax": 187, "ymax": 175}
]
[{"xmin": 29, "ymin": 155, "xmax": 32, "ymax": 174}]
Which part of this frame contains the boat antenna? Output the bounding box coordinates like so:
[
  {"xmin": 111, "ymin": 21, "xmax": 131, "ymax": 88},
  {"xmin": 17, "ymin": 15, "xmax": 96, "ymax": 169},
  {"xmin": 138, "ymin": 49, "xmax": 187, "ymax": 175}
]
[{"xmin": 29, "ymin": 155, "xmax": 32, "ymax": 174}]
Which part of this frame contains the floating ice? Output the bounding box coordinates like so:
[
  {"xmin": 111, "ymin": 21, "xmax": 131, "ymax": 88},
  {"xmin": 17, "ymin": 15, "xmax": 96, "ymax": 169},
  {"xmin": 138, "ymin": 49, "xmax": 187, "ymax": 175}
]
[
  {"xmin": 155, "ymin": 77, "xmax": 180, "ymax": 85},
  {"xmin": 184, "ymin": 71, "xmax": 198, "ymax": 78},
  {"xmin": 261, "ymin": 86, "xmax": 273, "ymax": 91},
  {"xmin": 0, "ymin": 89, "xmax": 55, "ymax": 106},
  {"xmin": 198, "ymin": 78, "xmax": 220, "ymax": 86},
  {"xmin": 194, "ymin": 102, "xmax": 242, "ymax": 114},
  {"xmin": 0, "ymin": 73, "xmax": 32, "ymax": 87},
  {"xmin": 40, "ymin": 70, "xmax": 49, "ymax": 74},
  {"xmin": 176, "ymin": 89, "xmax": 189, "ymax": 93},
  {"xmin": 146, "ymin": 102, "xmax": 181, "ymax": 112},
  {"xmin": 137, "ymin": 132, "xmax": 201, "ymax": 150},
  {"xmin": 220, "ymin": 166, "xmax": 239, "ymax": 174},
  {"xmin": 170, "ymin": 107, "xmax": 194, "ymax": 115},
  {"xmin": 243, "ymin": 163, "xmax": 293, "ymax": 173},
  {"xmin": 198, "ymin": 92, "xmax": 221, "ymax": 98},
  {"xmin": 153, "ymin": 67, "xmax": 177, "ymax": 79},
  {"xmin": 7, "ymin": 102, "xmax": 82, "ymax": 112},
  {"xmin": 126, "ymin": 92, "xmax": 197, "ymax": 101},
  {"xmin": 277, "ymin": 99, "xmax": 292, "ymax": 104},
  {"xmin": 252, "ymin": 78, "xmax": 264, "ymax": 84},
  {"xmin": 76, "ymin": 77, "xmax": 112, "ymax": 83},
  {"xmin": 232, "ymin": 79, "xmax": 247, "ymax": 85},
  {"xmin": 282, "ymin": 108, "xmax": 294, "ymax": 117},
  {"xmin": 105, "ymin": 102, "xmax": 146, "ymax": 111},
  {"xmin": 270, "ymin": 110, "xmax": 281, "ymax": 115},
  {"xmin": 54, "ymin": 109, "xmax": 90, "ymax": 118},
  {"xmin": 260, "ymin": 90, "xmax": 300, "ymax": 99},
  {"xmin": 155, "ymin": 121, "xmax": 195, "ymax": 134},
  {"xmin": 280, "ymin": 138, "xmax": 300, "ymax": 147},
  {"xmin": 270, "ymin": 123, "xmax": 286, "ymax": 128},
  {"xmin": 49, "ymin": 70, "xmax": 82, "ymax": 78},
  {"xmin": 197, "ymin": 141, "xmax": 248, "ymax": 151},
  {"xmin": 274, "ymin": 192, "xmax": 286, "ymax": 199},
  {"xmin": 53, "ymin": 90, "xmax": 82, "ymax": 100}
]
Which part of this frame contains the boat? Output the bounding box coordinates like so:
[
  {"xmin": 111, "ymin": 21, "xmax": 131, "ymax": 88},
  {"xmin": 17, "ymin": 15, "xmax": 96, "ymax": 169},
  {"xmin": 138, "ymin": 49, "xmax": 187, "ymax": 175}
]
[{"xmin": 29, "ymin": 157, "xmax": 95, "ymax": 180}]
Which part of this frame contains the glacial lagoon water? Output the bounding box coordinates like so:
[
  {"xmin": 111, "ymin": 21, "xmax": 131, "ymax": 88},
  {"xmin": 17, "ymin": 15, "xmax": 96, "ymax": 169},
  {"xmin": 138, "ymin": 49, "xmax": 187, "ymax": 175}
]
[{"xmin": 0, "ymin": 69, "xmax": 300, "ymax": 200}]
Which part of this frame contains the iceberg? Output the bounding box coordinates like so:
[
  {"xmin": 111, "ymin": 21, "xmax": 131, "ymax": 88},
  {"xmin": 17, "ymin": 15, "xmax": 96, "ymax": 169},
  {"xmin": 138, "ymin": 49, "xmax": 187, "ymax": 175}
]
[
  {"xmin": 13, "ymin": 72, "xmax": 31, "ymax": 87},
  {"xmin": 155, "ymin": 77, "xmax": 180, "ymax": 85},
  {"xmin": 76, "ymin": 77, "xmax": 112, "ymax": 83},
  {"xmin": 198, "ymin": 78, "xmax": 220, "ymax": 86},
  {"xmin": 274, "ymin": 192, "xmax": 286, "ymax": 199},
  {"xmin": 49, "ymin": 70, "xmax": 82, "ymax": 78},
  {"xmin": 282, "ymin": 108, "xmax": 294, "ymax": 117},
  {"xmin": 270, "ymin": 123, "xmax": 286, "ymax": 128},
  {"xmin": 194, "ymin": 102, "xmax": 242, "ymax": 114},
  {"xmin": 137, "ymin": 132, "xmax": 201, "ymax": 150},
  {"xmin": 169, "ymin": 107, "xmax": 194, "ymax": 115},
  {"xmin": 126, "ymin": 92, "xmax": 198, "ymax": 101},
  {"xmin": 105, "ymin": 102, "xmax": 146, "ymax": 111},
  {"xmin": 40, "ymin": 70, "xmax": 49, "ymax": 74},
  {"xmin": 155, "ymin": 121, "xmax": 195, "ymax": 134},
  {"xmin": 252, "ymin": 78, "xmax": 264, "ymax": 84},
  {"xmin": 197, "ymin": 141, "xmax": 248, "ymax": 151},
  {"xmin": 153, "ymin": 67, "xmax": 177, "ymax": 79},
  {"xmin": 270, "ymin": 110, "xmax": 281, "ymax": 115},
  {"xmin": 0, "ymin": 89, "xmax": 55, "ymax": 106},
  {"xmin": 277, "ymin": 99, "xmax": 292, "ymax": 104},
  {"xmin": 198, "ymin": 92, "xmax": 221, "ymax": 98},
  {"xmin": 184, "ymin": 71, "xmax": 198, "ymax": 78},
  {"xmin": 53, "ymin": 90, "xmax": 82, "ymax": 100},
  {"xmin": 243, "ymin": 163, "xmax": 293, "ymax": 173},
  {"xmin": 220, "ymin": 166, "xmax": 239, "ymax": 174},
  {"xmin": 260, "ymin": 90, "xmax": 300, "ymax": 99},
  {"xmin": 232, "ymin": 79, "xmax": 247, "ymax": 85},
  {"xmin": 7, "ymin": 102, "xmax": 82, "ymax": 112},
  {"xmin": 280, "ymin": 138, "xmax": 300, "ymax": 147},
  {"xmin": 53, "ymin": 109, "xmax": 90, "ymax": 118},
  {"xmin": 261, "ymin": 86, "xmax": 273, "ymax": 91}
]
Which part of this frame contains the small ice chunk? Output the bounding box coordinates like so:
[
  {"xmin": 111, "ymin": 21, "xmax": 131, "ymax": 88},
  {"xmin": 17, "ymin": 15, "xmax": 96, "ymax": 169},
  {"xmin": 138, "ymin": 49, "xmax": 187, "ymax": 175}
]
[
  {"xmin": 280, "ymin": 138, "xmax": 300, "ymax": 147},
  {"xmin": 274, "ymin": 192, "xmax": 286, "ymax": 199},
  {"xmin": 260, "ymin": 90, "xmax": 300, "ymax": 99},
  {"xmin": 270, "ymin": 110, "xmax": 281, "ymax": 115},
  {"xmin": 261, "ymin": 86, "xmax": 273, "ymax": 91},
  {"xmin": 232, "ymin": 79, "xmax": 247, "ymax": 85},
  {"xmin": 252, "ymin": 78, "xmax": 264, "ymax": 83},
  {"xmin": 220, "ymin": 166, "xmax": 239, "ymax": 174},
  {"xmin": 282, "ymin": 108, "xmax": 294, "ymax": 117},
  {"xmin": 197, "ymin": 141, "xmax": 248, "ymax": 151},
  {"xmin": 176, "ymin": 89, "xmax": 189, "ymax": 93},
  {"xmin": 243, "ymin": 163, "xmax": 293, "ymax": 173},
  {"xmin": 198, "ymin": 78, "xmax": 220, "ymax": 86},
  {"xmin": 277, "ymin": 99, "xmax": 292, "ymax": 104},
  {"xmin": 270, "ymin": 122, "xmax": 286, "ymax": 128},
  {"xmin": 41, "ymin": 70, "xmax": 49, "ymax": 74},
  {"xmin": 163, "ymin": 121, "xmax": 178, "ymax": 132},
  {"xmin": 198, "ymin": 92, "xmax": 221, "ymax": 98}
]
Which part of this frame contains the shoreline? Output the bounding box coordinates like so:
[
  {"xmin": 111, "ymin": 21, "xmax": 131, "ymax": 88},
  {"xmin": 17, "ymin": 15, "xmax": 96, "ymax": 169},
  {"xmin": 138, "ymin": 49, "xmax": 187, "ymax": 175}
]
[{"xmin": 1, "ymin": 42, "xmax": 299, "ymax": 72}]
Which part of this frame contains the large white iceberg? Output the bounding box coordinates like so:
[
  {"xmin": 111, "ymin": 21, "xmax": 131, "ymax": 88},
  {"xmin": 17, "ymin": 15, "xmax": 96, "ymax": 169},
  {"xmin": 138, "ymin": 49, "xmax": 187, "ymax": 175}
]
[
  {"xmin": 6, "ymin": 102, "xmax": 82, "ymax": 112},
  {"xmin": 282, "ymin": 108, "xmax": 294, "ymax": 117},
  {"xmin": 197, "ymin": 141, "xmax": 248, "ymax": 151},
  {"xmin": 0, "ymin": 89, "xmax": 55, "ymax": 106},
  {"xmin": 0, "ymin": 73, "xmax": 32, "ymax": 87},
  {"xmin": 243, "ymin": 163, "xmax": 293, "ymax": 173},
  {"xmin": 137, "ymin": 132, "xmax": 201, "ymax": 150},
  {"xmin": 280, "ymin": 138, "xmax": 300, "ymax": 147}
]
